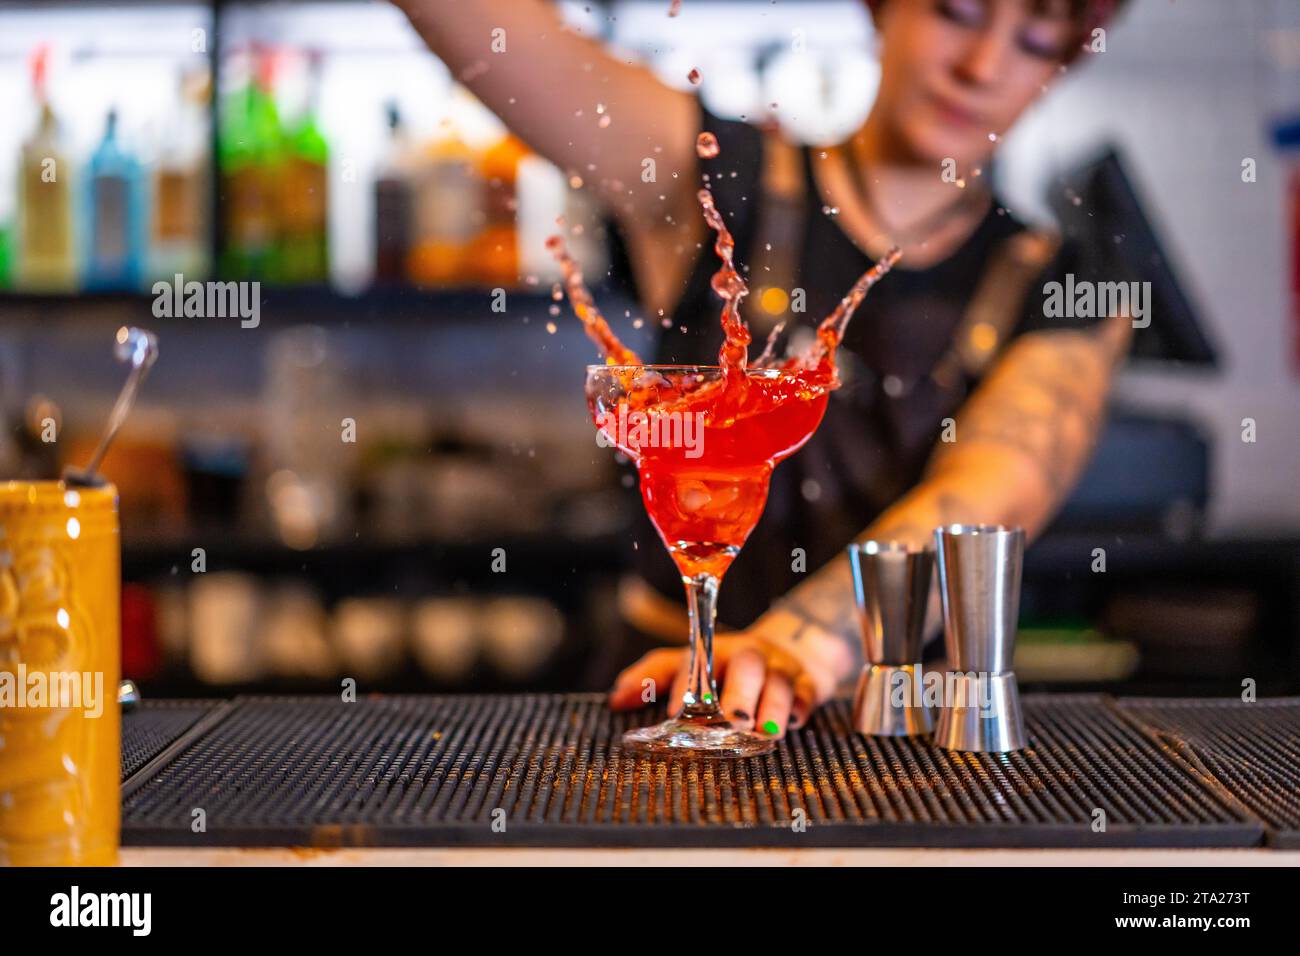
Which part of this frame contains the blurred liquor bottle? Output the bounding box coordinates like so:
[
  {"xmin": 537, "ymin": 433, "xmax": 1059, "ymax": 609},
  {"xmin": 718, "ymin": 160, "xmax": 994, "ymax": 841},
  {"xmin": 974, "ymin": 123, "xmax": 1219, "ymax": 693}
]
[
  {"xmin": 407, "ymin": 92, "xmax": 482, "ymax": 287},
  {"xmin": 220, "ymin": 48, "xmax": 282, "ymax": 280},
  {"xmin": 18, "ymin": 47, "xmax": 75, "ymax": 291},
  {"xmin": 152, "ymin": 68, "xmax": 211, "ymax": 282},
  {"xmin": 84, "ymin": 109, "xmax": 146, "ymax": 291},
  {"xmin": 373, "ymin": 101, "xmax": 413, "ymax": 284},
  {"xmin": 474, "ymin": 131, "xmax": 528, "ymax": 288},
  {"xmin": 0, "ymin": 226, "xmax": 11, "ymax": 289},
  {"xmin": 278, "ymin": 52, "xmax": 329, "ymax": 285}
]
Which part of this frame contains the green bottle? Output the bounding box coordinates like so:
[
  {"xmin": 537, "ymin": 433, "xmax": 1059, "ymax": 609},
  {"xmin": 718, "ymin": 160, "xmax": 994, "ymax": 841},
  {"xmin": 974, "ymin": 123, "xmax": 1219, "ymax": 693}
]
[
  {"xmin": 278, "ymin": 54, "xmax": 329, "ymax": 285},
  {"xmin": 0, "ymin": 225, "xmax": 12, "ymax": 289},
  {"xmin": 219, "ymin": 50, "xmax": 283, "ymax": 280}
]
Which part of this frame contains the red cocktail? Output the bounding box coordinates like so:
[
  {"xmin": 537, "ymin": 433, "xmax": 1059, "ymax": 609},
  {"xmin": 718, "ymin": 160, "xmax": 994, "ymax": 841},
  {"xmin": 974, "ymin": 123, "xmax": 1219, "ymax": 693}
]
[
  {"xmin": 551, "ymin": 130, "xmax": 899, "ymax": 755},
  {"xmin": 587, "ymin": 364, "xmax": 829, "ymax": 755}
]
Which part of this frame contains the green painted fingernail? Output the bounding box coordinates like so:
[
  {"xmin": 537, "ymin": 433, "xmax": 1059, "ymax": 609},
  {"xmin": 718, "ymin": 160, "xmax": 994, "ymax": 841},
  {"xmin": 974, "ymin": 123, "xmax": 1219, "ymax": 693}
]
[{"xmin": 762, "ymin": 719, "xmax": 780, "ymax": 735}]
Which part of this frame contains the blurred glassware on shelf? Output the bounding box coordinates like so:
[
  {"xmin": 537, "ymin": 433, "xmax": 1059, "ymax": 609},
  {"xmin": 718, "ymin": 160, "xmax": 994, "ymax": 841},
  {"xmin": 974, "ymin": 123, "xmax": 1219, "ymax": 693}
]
[
  {"xmin": 18, "ymin": 47, "xmax": 75, "ymax": 291},
  {"xmin": 84, "ymin": 109, "xmax": 146, "ymax": 291},
  {"xmin": 407, "ymin": 91, "xmax": 482, "ymax": 287},
  {"xmin": 219, "ymin": 46, "xmax": 284, "ymax": 281},
  {"xmin": 4, "ymin": 10, "xmax": 213, "ymax": 294},
  {"xmin": 372, "ymin": 100, "xmax": 414, "ymax": 285},
  {"xmin": 262, "ymin": 324, "xmax": 353, "ymax": 549},
  {"xmin": 179, "ymin": 430, "xmax": 250, "ymax": 529},
  {"xmin": 331, "ymin": 596, "xmax": 404, "ymax": 681},
  {"xmin": 259, "ymin": 583, "xmax": 335, "ymax": 679},
  {"xmin": 151, "ymin": 67, "xmax": 212, "ymax": 281},
  {"xmin": 411, "ymin": 597, "xmax": 480, "ymax": 682},
  {"xmin": 189, "ymin": 571, "xmax": 264, "ymax": 685},
  {"xmin": 473, "ymin": 131, "xmax": 529, "ymax": 288},
  {"xmin": 480, "ymin": 595, "xmax": 564, "ymax": 681},
  {"xmin": 121, "ymin": 582, "xmax": 162, "ymax": 682},
  {"xmin": 277, "ymin": 50, "xmax": 330, "ymax": 285},
  {"xmin": 0, "ymin": 224, "xmax": 12, "ymax": 288},
  {"xmin": 152, "ymin": 582, "xmax": 190, "ymax": 663}
]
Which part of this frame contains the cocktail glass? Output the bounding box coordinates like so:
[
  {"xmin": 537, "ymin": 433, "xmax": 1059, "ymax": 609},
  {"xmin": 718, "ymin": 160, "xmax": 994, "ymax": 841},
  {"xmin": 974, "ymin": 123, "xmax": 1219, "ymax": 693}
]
[{"xmin": 588, "ymin": 364, "xmax": 830, "ymax": 757}]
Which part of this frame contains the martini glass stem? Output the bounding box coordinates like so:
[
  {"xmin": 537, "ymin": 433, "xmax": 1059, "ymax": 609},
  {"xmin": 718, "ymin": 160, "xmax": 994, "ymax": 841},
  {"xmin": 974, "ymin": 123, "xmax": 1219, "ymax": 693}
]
[{"xmin": 679, "ymin": 572, "xmax": 723, "ymax": 720}]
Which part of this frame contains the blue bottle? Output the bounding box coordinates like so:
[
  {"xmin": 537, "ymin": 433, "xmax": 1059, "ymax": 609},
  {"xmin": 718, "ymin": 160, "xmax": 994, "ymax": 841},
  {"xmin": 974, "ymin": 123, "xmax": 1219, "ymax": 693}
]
[{"xmin": 84, "ymin": 109, "xmax": 146, "ymax": 290}]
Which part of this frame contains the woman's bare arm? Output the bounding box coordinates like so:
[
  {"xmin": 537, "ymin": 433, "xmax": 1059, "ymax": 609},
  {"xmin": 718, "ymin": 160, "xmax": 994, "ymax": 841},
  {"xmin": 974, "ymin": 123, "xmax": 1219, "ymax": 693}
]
[{"xmin": 392, "ymin": 0, "xmax": 699, "ymax": 229}]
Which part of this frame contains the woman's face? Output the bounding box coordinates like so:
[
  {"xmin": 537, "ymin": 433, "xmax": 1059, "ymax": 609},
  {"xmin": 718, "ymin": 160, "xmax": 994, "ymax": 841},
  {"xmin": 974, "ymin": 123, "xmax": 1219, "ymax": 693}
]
[{"xmin": 872, "ymin": 0, "xmax": 1078, "ymax": 165}]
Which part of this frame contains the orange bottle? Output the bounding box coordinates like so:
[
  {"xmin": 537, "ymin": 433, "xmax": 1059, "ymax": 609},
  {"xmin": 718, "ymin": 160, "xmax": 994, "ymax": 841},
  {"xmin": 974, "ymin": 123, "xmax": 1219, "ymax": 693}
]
[
  {"xmin": 407, "ymin": 124, "xmax": 481, "ymax": 287},
  {"xmin": 474, "ymin": 133, "xmax": 529, "ymax": 287}
]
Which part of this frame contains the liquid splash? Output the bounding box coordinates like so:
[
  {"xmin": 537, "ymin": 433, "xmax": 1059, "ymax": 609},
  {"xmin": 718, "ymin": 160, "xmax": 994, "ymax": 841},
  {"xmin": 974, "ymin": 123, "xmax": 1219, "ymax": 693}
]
[
  {"xmin": 753, "ymin": 321, "xmax": 786, "ymax": 368},
  {"xmin": 696, "ymin": 187, "xmax": 750, "ymax": 375},
  {"xmin": 543, "ymin": 235, "xmax": 641, "ymax": 366},
  {"xmin": 791, "ymin": 248, "xmax": 903, "ymax": 375},
  {"xmin": 546, "ymin": 132, "xmax": 901, "ymax": 391}
]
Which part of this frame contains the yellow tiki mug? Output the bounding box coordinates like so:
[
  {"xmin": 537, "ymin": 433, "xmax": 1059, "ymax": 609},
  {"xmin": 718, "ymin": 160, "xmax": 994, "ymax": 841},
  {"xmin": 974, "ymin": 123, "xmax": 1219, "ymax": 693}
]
[{"xmin": 0, "ymin": 480, "xmax": 120, "ymax": 866}]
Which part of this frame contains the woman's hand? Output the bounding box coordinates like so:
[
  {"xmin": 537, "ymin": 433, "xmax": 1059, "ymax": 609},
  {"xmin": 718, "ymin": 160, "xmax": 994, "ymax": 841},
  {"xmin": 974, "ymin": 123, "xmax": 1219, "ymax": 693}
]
[{"xmin": 608, "ymin": 613, "xmax": 854, "ymax": 738}]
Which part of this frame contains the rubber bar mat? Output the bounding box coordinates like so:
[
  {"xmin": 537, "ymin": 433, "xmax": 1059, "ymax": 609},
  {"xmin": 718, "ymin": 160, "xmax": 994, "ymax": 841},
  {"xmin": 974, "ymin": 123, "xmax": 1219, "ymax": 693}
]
[
  {"xmin": 121, "ymin": 700, "xmax": 225, "ymax": 782},
  {"xmin": 1118, "ymin": 697, "xmax": 1300, "ymax": 849},
  {"xmin": 119, "ymin": 693, "xmax": 1262, "ymax": 848}
]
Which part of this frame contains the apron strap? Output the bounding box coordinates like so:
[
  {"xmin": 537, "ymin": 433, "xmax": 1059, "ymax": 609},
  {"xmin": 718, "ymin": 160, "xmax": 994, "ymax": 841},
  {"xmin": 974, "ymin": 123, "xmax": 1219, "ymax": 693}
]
[
  {"xmin": 931, "ymin": 228, "xmax": 1062, "ymax": 389},
  {"xmin": 742, "ymin": 128, "xmax": 808, "ymax": 336}
]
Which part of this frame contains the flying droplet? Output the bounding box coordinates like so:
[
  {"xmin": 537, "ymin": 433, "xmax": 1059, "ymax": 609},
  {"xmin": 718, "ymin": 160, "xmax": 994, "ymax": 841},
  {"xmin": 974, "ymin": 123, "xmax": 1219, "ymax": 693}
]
[
  {"xmin": 696, "ymin": 131, "xmax": 719, "ymax": 159},
  {"xmin": 598, "ymin": 114, "xmax": 611, "ymax": 128},
  {"xmin": 568, "ymin": 174, "xmax": 584, "ymax": 189},
  {"xmin": 545, "ymin": 321, "xmax": 558, "ymax": 334},
  {"xmin": 687, "ymin": 68, "xmax": 701, "ymax": 85}
]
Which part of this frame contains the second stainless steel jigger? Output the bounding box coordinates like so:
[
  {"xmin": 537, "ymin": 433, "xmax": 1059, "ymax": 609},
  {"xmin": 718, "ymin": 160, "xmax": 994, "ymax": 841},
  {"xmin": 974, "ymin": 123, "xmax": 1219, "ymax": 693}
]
[
  {"xmin": 932, "ymin": 524, "xmax": 1027, "ymax": 752},
  {"xmin": 848, "ymin": 541, "xmax": 934, "ymax": 737}
]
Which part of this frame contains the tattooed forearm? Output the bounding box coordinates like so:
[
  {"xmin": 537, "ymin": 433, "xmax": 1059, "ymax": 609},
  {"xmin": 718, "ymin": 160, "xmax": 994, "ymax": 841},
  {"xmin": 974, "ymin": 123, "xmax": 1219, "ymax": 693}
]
[
  {"xmin": 928, "ymin": 328, "xmax": 1115, "ymax": 499},
  {"xmin": 772, "ymin": 557, "xmax": 863, "ymax": 670}
]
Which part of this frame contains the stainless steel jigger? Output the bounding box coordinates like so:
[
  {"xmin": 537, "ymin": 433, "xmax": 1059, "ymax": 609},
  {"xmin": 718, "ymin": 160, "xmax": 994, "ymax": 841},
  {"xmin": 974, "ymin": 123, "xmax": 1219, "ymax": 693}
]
[
  {"xmin": 848, "ymin": 541, "xmax": 935, "ymax": 737},
  {"xmin": 932, "ymin": 524, "xmax": 1027, "ymax": 752}
]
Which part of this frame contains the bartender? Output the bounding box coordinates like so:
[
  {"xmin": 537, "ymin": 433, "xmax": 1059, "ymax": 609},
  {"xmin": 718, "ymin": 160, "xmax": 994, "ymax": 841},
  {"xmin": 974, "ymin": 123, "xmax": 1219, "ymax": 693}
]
[{"xmin": 396, "ymin": 0, "xmax": 1132, "ymax": 734}]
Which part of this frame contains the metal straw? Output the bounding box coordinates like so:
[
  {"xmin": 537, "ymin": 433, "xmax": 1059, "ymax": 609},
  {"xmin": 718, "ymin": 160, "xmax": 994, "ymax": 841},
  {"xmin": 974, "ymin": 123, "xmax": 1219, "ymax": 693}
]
[{"xmin": 63, "ymin": 326, "xmax": 159, "ymax": 487}]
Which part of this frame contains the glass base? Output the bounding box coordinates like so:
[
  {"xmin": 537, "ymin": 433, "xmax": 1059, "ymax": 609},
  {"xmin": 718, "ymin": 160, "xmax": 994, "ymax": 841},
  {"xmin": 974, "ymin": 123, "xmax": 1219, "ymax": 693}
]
[{"xmin": 621, "ymin": 714, "xmax": 775, "ymax": 758}]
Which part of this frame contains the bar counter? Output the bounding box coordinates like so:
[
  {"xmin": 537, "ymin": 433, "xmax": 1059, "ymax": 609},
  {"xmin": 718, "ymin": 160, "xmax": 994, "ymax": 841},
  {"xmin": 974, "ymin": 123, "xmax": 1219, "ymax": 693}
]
[{"xmin": 118, "ymin": 692, "xmax": 1300, "ymax": 856}]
